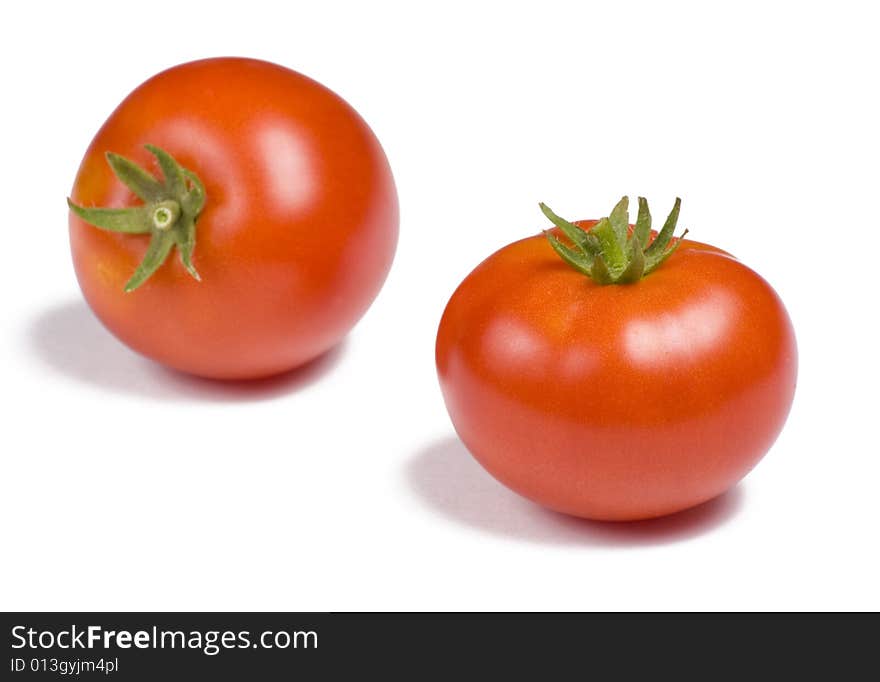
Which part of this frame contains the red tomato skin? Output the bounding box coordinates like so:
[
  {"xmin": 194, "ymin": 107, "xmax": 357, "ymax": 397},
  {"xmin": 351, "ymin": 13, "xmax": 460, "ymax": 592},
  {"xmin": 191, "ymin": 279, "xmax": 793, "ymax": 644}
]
[
  {"xmin": 436, "ymin": 233, "xmax": 797, "ymax": 521},
  {"xmin": 69, "ymin": 58, "xmax": 398, "ymax": 379}
]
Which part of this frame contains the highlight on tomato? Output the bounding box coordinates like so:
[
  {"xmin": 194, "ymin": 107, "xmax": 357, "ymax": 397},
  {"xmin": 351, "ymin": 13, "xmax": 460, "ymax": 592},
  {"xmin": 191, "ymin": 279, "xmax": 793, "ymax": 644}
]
[
  {"xmin": 68, "ymin": 57, "xmax": 398, "ymax": 380},
  {"xmin": 436, "ymin": 197, "xmax": 797, "ymax": 521}
]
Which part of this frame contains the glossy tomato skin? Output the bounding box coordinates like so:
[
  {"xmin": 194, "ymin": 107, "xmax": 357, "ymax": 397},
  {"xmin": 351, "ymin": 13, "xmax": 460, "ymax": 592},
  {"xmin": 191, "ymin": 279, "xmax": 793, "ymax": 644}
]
[
  {"xmin": 70, "ymin": 58, "xmax": 398, "ymax": 379},
  {"xmin": 436, "ymin": 228, "xmax": 797, "ymax": 521}
]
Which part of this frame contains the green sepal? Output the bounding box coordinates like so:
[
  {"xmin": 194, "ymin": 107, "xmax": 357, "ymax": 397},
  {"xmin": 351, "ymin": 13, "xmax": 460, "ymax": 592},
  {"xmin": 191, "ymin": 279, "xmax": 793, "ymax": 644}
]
[
  {"xmin": 618, "ymin": 236, "xmax": 646, "ymax": 283},
  {"xmin": 544, "ymin": 231, "xmax": 592, "ymax": 276},
  {"xmin": 608, "ymin": 196, "xmax": 630, "ymax": 248},
  {"xmin": 588, "ymin": 217, "xmax": 627, "ymax": 276},
  {"xmin": 540, "ymin": 196, "xmax": 689, "ymax": 285},
  {"xmin": 181, "ymin": 169, "xmax": 206, "ymax": 215},
  {"xmin": 124, "ymin": 231, "xmax": 175, "ymax": 292},
  {"xmin": 539, "ymin": 202, "xmax": 597, "ymax": 258},
  {"xmin": 634, "ymin": 197, "xmax": 651, "ymax": 247},
  {"xmin": 106, "ymin": 153, "xmax": 165, "ymax": 202},
  {"xmin": 645, "ymin": 197, "xmax": 681, "ymax": 258},
  {"xmin": 66, "ymin": 200, "xmax": 152, "ymax": 234},
  {"xmin": 590, "ymin": 253, "xmax": 615, "ymax": 285},
  {"xmin": 645, "ymin": 228, "xmax": 689, "ymax": 274},
  {"xmin": 146, "ymin": 144, "xmax": 186, "ymax": 197},
  {"xmin": 173, "ymin": 214, "xmax": 201, "ymax": 281},
  {"xmin": 68, "ymin": 145, "xmax": 206, "ymax": 291}
]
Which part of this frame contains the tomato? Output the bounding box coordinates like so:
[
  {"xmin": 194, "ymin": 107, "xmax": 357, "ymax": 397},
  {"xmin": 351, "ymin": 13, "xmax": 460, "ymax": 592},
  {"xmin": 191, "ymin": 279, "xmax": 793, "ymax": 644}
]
[
  {"xmin": 436, "ymin": 198, "xmax": 797, "ymax": 521},
  {"xmin": 69, "ymin": 57, "xmax": 398, "ymax": 379}
]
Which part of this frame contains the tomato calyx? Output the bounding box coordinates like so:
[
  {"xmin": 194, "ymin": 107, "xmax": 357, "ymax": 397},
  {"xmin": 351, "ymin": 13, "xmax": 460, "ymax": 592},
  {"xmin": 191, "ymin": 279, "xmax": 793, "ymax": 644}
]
[
  {"xmin": 540, "ymin": 196, "xmax": 688, "ymax": 284},
  {"xmin": 67, "ymin": 145, "xmax": 206, "ymax": 292}
]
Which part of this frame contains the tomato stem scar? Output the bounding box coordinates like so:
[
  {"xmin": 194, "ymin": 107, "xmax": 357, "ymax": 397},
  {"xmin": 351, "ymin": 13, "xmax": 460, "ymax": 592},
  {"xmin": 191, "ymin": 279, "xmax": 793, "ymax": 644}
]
[{"xmin": 152, "ymin": 200, "xmax": 181, "ymax": 230}]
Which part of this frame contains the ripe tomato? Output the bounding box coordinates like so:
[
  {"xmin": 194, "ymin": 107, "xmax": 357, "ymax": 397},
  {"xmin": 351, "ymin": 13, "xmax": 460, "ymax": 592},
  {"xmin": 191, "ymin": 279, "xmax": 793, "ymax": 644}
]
[
  {"xmin": 69, "ymin": 58, "xmax": 398, "ymax": 379},
  {"xmin": 436, "ymin": 198, "xmax": 796, "ymax": 521}
]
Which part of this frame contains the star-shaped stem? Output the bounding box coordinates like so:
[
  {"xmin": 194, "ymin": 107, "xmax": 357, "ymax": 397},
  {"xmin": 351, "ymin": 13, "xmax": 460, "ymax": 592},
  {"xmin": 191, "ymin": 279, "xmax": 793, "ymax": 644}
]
[
  {"xmin": 68, "ymin": 145, "xmax": 206, "ymax": 292},
  {"xmin": 540, "ymin": 196, "xmax": 688, "ymax": 284}
]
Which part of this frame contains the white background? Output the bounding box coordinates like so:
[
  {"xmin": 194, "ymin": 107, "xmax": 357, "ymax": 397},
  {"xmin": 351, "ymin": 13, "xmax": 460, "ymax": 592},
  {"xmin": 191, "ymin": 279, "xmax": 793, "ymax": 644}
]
[{"xmin": 1, "ymin": 1, "xmax": 877, "ymax": 611}]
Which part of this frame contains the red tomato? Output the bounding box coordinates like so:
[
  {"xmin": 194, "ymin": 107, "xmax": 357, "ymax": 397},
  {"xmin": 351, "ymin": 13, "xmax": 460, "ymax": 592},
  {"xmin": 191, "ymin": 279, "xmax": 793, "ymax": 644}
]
[
  {"xmin": 69, "ymin": 57, "xmax": 398, "ymax": 379},
  {"xmin": 436, "ymin": 201, "xmax": 796, "ymax": 521}
]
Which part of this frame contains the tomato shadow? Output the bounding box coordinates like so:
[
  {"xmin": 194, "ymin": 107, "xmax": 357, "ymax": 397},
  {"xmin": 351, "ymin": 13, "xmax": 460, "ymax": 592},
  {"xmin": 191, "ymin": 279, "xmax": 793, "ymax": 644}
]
[
  {"xmin": 406, "ymin": 436, "xmax": 745, "ymax": 547},
  {"xmin": 26, "ymin": 300, "xmax": 347, "ymax": 403}
]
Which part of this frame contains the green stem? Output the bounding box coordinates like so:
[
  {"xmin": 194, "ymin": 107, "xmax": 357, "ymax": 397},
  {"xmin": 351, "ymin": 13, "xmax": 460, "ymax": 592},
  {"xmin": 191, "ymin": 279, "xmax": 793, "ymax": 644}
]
[
  {"xmin": 68, "ymin": 145, "xmax": 206, "ymax": 291},
  {"xmin": 540, "ymin": 196, "xmax": 688, "ymax": 285}
]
